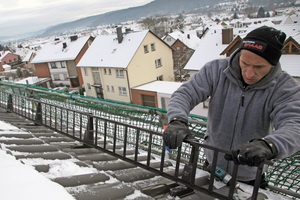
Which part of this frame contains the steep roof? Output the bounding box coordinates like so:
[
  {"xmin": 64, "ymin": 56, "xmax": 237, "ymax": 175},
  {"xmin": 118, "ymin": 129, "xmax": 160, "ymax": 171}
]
[
  {"xmin": 168, "ymin": 30, "xmax": 201, "ymax": 50},
  {"xmin": 77, "ymin": 30, "xmax": 149, "ymax": 68},
  {"xmin": 184, "ymin": 27, "xmax": 227, "ymax": 71},
  {"xmin": 31, "ymin": 36, "xmax": 91, "ymax": 63}
]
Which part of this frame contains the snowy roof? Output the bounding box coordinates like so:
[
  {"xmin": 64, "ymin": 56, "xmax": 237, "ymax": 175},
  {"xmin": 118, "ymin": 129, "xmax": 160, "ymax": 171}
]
[
  {"xmin": 31, "ymin": 36, "xmax": 91, "ymax": 63},
  {"xmin": 2, "ymin": 64, "xmax": 11, "ymax": 69},
  {"xmin": 77, "ymin": 30, "xmax": 149, "ymax": 68},
  {"xmin": 132, "ymin": 81, "xmax": 182, "ymax": 95},
  {"xmin": 185, "ymin": 24, "xmax": 300, "ymax": 71},
  {"xmin": 0, "ymin": 51, "xmax": 10, "ymax": 60},
  {"xmin": 168, "ymin": 30, "xmax": 201, "ymax": 50},
  {"xmin": 23, "ymin": 51, "xmax": 34, "ymax": 62},
  {"xmin": 280, "ymin": 55, "xmax": 300, "ymax": 77},
  {"xmin": 15, "ymin": 77, "xmax": 50, "ymax": 85},
  {"xmin": 184, "ymin": 27, "xmax": 227, "ymax": 71}
]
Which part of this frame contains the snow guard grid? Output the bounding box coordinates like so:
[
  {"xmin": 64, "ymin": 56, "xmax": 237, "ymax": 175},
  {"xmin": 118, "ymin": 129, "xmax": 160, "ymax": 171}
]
[{"xmin": 0, "ymin": 81, "xmax": 299, "ymax": 199}]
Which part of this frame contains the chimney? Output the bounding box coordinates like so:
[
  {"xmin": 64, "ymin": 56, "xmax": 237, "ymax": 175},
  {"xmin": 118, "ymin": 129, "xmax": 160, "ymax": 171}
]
[
  {"xmin": 70, "ymin": 35, "xmax": 78, "ymax": 41},
  {"xmin": 116, "ymin": 27, "xmax": 123, "ymax": 43},
  {"xmin": 63, "ymin": 42, "xmax": 67, "ymax": 48},
  {"xmin": 222, "ymin": 28, "xmax": 233, "ymax": 45}
]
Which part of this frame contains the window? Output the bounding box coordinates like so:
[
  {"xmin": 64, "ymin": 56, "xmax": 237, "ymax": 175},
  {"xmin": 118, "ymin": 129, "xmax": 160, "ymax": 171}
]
[
  {"xmin": 14, "ymin": 58, "xmax": 16, "ymax": 61},
  {"xmin": 109, "ymin": 69, "xmax": 112, "ymax": 75},
  {"xmin": 155, "ymin": 59, "xmax": 162, "ymax": 68},
  {"xmin": 84, "ymin": 68, "xmax": 88, "ymax": 76},
  {"xmin": 142, "ymin": 94, "xmax": 155, "ymax": 107},
  {"xmin": 107, "ymin": 85, "xmax": 110, "ymax": 91},
  {"xmin": 53, "ymin": 74, "xmax": 60, "ymax": 81},
  {"xmin": 177, "ymin": 47, "xmax": 180, "ymax": 51},
  {"xmin": 111, "ymin": 86, "xmax": 114, "ymax": 92},
  {"xmin": 50, "ymin": 62, "xmax": 57, "ymax": 69},
  {"xmin": 63, "ymin": 74, "xmax": 68, "ymax": 80},
  {"xmin": 116, "ymin": 69, "xmax": 124, "ymax": 78},
  {"xmin": 60, "ymin": 62, "xmax": 66, "ymax": 68},
  {"xmin": 104, "ymin": 68, "xmax": 107, "ymax": 75},
  {"xmin": 151, "ymin": 43, "xmax": 156, "ymax": 51},
  {"xmin": 118, "ymin": 87, "xmax": 127, "ymax": 96},
  {"xmin": 167, "ymin": 38, "xmax": 171, "ymax": 42},
  {"xmin": 157, "ymin": 75, "xmax": 163, "ymax": 81},
  {"xmin": 144, "ymin": 45, "xmax": 149, "ymax": 53}
]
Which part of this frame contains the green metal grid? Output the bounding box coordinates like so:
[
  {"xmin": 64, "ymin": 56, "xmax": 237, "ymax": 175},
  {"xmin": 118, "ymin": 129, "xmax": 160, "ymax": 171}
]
[{"xmin": 0, "ymin": 81, "xmax": 299, "ymax": 198}]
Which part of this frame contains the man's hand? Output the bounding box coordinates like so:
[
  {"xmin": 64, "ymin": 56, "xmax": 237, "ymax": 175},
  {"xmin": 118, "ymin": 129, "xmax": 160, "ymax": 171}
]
[
  {"xmin": 163, "ymin": 118, "xmax": 194, "ymax": 149},
  {"xmin": 224, "ymin": 138, "xmax": 278, "ymax": 167}
]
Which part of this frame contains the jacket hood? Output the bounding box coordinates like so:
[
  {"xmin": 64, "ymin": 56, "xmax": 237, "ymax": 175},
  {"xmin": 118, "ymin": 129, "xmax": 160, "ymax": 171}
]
[{"xmin": 228, "ymin": 49, "xmax": 282, "ymax": 90}]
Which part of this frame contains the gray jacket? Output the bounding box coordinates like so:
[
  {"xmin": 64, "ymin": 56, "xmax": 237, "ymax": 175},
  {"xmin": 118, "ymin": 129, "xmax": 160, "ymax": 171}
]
[{"xmin": 167, "ymin": 51, "xmax": 300, "ymax": 181}]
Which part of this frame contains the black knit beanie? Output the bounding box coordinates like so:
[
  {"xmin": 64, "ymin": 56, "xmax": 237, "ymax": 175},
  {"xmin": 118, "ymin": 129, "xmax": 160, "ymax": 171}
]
[{"xmin": 240, "ymin": 26, "xmax": 286, "ymax": 66}]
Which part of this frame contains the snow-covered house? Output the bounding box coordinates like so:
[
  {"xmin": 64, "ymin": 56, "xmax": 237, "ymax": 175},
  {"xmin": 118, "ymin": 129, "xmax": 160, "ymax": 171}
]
[
  {"xmin": 131, "ymin": 81, "xmax": 208, "ymax": 117},
  {"xmin": 0, "ymin": 51, "xmax": 22, "ymax": 69},
  {"xmin": 31, "ymin": 35, "xmax": 94, "ymax": 88},
  {"xmin": 22, "ymin": 51, "xmax": 36, "ymax": 72},
  {"xmin": 77, "ymin": 27, "xmax": 174, "ymax": 103},
  {"xmin": 184, "ymin": 26, "xmax": 233, "ymax": 77}
]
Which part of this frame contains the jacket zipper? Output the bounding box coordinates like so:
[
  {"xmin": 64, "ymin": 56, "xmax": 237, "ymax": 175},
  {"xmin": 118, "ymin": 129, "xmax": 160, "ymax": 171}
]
[
  {"xmin": 241, "ymin": 95, "xmax": 244, "ymax": 107},
  {"xmin": 226, "ymin": 89, "xmax": 245, "ymax": 171}
]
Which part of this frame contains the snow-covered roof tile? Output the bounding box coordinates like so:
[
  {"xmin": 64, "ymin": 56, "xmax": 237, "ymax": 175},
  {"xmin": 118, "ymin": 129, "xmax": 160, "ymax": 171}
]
[
  {"xmin": 77, "ymin": 30, "xmax": 149, "ymax": 68},
  {"xmin": 23, "ymin": 51, "xmax": 34, "ymax": 62},
  {"xmin": 184, "ymin": 28, "xmax": 227, "ymax": 71},
  {"xmin": 169, "ymin": 30, "xmax": 201, "ymax": 50},
  {"xmin": 31, "ymin": 36, "xmax": 90, "ymax": 63},
  {"xmin": 280, "ymin": 54, "xmax": 300, "ymax": 77}
]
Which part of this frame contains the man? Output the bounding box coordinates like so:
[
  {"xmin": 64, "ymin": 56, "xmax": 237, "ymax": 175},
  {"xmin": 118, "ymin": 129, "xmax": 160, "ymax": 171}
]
[{"xmin": 163, "ymin": 26, "xmax": 300, "ymax": 184}]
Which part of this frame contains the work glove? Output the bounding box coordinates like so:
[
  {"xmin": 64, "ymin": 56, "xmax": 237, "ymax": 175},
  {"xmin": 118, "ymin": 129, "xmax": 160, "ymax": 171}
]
[
  {"xmin": 224, "ymin": 138, "xmax": 278, "ymax": 167},
  {"xmin": 163, "ymin": 117, "xmax": 194, "ymax": 149}
]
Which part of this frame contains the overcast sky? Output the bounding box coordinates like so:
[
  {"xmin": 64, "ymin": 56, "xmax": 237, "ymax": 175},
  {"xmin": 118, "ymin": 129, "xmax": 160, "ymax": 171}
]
[{"xmin": 0, "ymin": 0, "xmax": 153, "ymax": 37}]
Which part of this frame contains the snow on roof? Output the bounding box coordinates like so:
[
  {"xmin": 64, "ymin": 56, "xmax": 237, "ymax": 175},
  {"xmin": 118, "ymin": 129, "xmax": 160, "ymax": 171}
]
[
  {"xmin": 2, "ymin": 64, "xmax": 11, "ymax": 69},
  {"xmin": 184, "ymin": 28, "xmax": 227, "ymax": 71},
  {"xmin": 77, "ymin": 30, "xmax": 149, "ymax": 68},
  {"xmin": 23, "ymin": 51, "xmax": 34, "ymax": 62},
  {"xmin": 15, "ymin": 77, "xmax": 50, "ymax": 85},
  {"xmin": 132, "ymin": 81, "xmax": 182, "ymax": 95},
  {"xmin": 0, "ymin": 51, "xmax": 10, "ymax": 60},
  {"xmin": 168, "ymin": 30, "xmax": 201, "ymax": 50},
  {"xmin": 185, "ymin": 24, "xmax": 300, "ymax": 71},
  {"xmin": 280, "ymin": 54, "xmax": 300, "ymax": 77},
  {"xmin": 0, "ymin": 121, "xmax": 76, "ymax": 200},
  {"xmin": 31, "ymin": 36, "xmax": 90, "ymax": 63}
]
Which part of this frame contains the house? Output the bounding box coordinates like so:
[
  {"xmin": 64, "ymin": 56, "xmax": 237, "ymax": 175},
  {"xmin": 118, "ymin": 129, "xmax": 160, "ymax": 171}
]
[
  {"xmin": 31, "ymin": 35, "xmax": 94, "ymax": 89},
  {"xmin": 0, "ymin": 52, "xmax": 22, "ymax": 70},
  {"xmin": 77, "ymin": 27, "xmax": 174, "ymax": 103},
  {"xmin": 22, "ymin": 51, "xmax": 36, "ymax": 72},
  {"xmin": 131, "ymin": 81, "xmax": 208, "ymax": 117},
  {"xmin": 184, "ymin": 26, "xmax": 233, "ymax": 77},
  {"xmin": 171, "ymin": 39, "xmax": 195, "ymax": 81}
]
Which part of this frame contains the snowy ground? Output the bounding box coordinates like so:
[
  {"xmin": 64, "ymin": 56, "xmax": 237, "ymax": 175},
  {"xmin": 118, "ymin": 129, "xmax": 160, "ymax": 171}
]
[{"xmin": 0, "ymin": 120, "xmax": 294, "ymax": 200}]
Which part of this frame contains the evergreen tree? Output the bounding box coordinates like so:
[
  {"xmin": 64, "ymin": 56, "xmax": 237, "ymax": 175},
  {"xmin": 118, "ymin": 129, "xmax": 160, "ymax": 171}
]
[{"xmin": 257, "ymin": 7, "xmax": 265, "ymax": 18}]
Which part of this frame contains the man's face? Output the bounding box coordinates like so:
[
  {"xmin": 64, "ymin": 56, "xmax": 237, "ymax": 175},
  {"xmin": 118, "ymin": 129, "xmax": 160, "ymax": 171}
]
[{"xmin": 239, "ymin": 50, "xmax": 273, "ymax": 85}]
